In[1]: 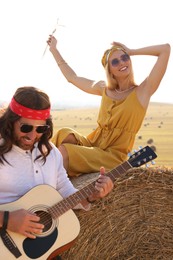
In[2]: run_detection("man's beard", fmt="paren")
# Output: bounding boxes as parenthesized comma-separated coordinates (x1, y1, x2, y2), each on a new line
(13, 135, 40, 150)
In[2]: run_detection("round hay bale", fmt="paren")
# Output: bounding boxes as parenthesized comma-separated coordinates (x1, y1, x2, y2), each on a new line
(61, 167, 173, 260)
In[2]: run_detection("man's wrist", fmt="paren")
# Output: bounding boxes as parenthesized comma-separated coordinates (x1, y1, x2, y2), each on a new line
(2, 211, 9, 230)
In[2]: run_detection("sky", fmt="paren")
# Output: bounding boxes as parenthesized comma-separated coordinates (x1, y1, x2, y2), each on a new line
(0, 0, 172, 108)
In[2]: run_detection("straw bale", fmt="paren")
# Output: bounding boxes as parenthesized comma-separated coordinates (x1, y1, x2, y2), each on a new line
(61, 167, 173, 260)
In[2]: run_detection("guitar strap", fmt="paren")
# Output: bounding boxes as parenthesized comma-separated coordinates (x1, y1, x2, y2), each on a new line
(0, 228, 22, 258)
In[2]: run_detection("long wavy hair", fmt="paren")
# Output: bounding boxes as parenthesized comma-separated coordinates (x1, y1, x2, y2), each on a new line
(105, 62, 137, 90)
(0, 86, 53, 164)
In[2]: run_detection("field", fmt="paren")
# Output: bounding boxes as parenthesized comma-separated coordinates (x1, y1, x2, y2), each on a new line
(52, 102, 173, 168)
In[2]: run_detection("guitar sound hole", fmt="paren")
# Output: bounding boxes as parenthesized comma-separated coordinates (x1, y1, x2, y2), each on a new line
(35, 210, 52, 232)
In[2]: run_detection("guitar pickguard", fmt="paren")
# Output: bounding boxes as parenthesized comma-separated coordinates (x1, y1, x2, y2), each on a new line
(23, 228, 58, 259)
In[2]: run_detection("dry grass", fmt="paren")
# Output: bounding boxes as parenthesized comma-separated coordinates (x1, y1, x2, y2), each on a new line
(52, 102, 173, 168)
(61, 167, 173, 260)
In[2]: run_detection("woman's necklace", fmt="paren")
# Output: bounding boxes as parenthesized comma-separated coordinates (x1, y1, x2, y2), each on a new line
(115, 86, 135, 94)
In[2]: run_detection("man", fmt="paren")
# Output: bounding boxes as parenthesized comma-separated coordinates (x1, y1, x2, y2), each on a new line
(0, 86, 113, 260)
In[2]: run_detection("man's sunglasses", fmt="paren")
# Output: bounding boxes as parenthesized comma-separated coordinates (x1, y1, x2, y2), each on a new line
(18, 123, 50, 134)
(111, 53, 130, 67)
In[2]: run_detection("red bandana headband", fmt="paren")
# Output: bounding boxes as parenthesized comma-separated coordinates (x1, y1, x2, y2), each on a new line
(10, 97, 50, 120)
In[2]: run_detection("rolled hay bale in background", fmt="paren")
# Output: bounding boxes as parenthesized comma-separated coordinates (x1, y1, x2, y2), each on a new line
(61, 167, 173, 260)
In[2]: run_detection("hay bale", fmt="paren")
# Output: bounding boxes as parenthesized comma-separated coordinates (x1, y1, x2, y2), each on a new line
(61, 167, 173, 260)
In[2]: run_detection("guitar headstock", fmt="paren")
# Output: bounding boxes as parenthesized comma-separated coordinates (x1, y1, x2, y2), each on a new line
(128, 146, 157, 168)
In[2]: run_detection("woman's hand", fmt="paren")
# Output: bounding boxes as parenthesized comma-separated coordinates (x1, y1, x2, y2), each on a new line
(8, 209, 44, 239)
(111, 41, 131, 54)
(47, 35, 57, 52)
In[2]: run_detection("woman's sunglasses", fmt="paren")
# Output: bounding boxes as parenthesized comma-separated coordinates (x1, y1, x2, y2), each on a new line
(111, 53, 130, 67)
(18, 122, 50, 134)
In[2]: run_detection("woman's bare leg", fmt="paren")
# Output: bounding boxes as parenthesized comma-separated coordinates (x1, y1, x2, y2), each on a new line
(61, 133, 78, 145)
(58, 145, 69, 171)
(58, 133, 78, 171)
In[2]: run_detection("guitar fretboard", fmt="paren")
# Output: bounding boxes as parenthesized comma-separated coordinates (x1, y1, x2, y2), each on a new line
(48, 161, 132, 219)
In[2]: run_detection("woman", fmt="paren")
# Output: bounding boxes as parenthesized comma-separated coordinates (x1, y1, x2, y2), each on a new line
(47, 35, 170, 177)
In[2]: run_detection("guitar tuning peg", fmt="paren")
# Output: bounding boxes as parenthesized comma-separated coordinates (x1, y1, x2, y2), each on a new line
(145, 160, 155, 168)
(151, 160, 156, 165)
(128, 152, 132, 157)
(138, 145, 143, 150)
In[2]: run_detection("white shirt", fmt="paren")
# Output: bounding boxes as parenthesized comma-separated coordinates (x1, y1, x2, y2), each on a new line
(0, 142, 77, 204)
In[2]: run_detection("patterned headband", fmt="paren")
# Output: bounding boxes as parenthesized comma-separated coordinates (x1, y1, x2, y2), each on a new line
(10, 97, 50, 120)
(101, 46, 126, 67)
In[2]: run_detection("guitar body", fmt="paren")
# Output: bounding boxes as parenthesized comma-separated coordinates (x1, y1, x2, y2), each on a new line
(0, 185, 80, 259)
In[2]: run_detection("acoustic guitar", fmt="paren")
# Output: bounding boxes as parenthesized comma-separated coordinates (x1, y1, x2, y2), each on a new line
(0, 146, 157, 259)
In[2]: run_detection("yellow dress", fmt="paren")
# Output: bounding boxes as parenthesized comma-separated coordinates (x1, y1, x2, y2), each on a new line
(52, 88, 147, 176)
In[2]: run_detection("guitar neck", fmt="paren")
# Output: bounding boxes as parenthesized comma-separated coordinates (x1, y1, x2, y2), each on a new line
(48, 161, 132, 219)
